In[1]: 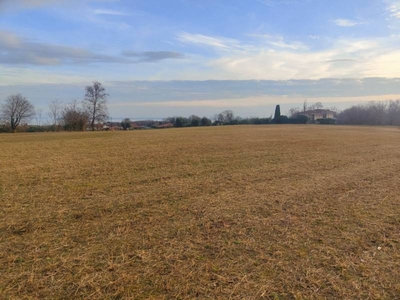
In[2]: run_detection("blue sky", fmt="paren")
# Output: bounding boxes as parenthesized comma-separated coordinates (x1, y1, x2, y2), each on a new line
(1, 0, 400, 120)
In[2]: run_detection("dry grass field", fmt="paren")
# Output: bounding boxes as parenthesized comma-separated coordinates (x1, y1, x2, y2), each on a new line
(0, 125, 399, 299)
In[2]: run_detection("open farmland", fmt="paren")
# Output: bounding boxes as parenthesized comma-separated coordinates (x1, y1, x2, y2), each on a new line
(0, 125, 399, 299)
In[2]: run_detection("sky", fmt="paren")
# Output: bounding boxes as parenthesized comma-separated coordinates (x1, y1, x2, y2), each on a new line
(1, 0, 400, 120)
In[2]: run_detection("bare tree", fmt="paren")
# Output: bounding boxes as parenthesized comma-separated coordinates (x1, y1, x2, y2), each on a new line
(83, 81, 108, 131)
(1, 94, 35, 132)
(388, 100, 400, 126)
(315, 102, 324, 109)
(48, 98, 63, 128)
(308, 102, 324, 110)
(288, 107, 301, 118)
(61, 100, 89, 131)
(216, 110, 234, 124)
(337, 101, 393, 125)
(330, 106, 339, 113)
(35, 108, 43, 126)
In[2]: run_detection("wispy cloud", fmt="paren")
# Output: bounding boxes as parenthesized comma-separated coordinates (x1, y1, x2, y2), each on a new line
(257, 0, 276, 7)
(249, 34, 308, 50)
(122, 51, 185, 62)
(326, 59, 358, 63)
(176, 32, 243, 50)
(334, 19, 362, 27)
(142, 29, 400, 81)
(386, 1, 400, 19)
(93, 9, 130, 16)
(177, 32, 307, 52)
(256, 0, 299, 7)
(203, 36, 399, 80)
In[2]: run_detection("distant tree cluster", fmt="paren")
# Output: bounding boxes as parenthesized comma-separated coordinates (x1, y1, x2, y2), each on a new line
(337, 100, 400, 126)
(163, 111, 273, 127)
(164, 115, 213, 128)
(0, 81, 108, 133)
(162, 108, 310, 127)
(270, 105, 310, 124)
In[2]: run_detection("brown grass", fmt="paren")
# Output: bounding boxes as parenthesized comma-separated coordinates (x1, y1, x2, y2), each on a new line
(0, 125, 399, 299)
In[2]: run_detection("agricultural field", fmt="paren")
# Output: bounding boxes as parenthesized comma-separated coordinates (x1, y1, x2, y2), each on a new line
(0, 125, 399, 299)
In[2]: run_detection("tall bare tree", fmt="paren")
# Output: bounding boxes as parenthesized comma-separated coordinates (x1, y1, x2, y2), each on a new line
(35, 108, 43, 126)
(1, 94, 35, 132)
(83, 81, 108, 131)
(48, 98, 63, 128)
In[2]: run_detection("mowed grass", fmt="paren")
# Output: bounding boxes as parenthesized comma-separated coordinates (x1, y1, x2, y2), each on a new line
(0, 125, 399, 299)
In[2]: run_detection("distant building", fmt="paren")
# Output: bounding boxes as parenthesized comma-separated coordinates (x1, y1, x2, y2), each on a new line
(297, 109, 337, 123)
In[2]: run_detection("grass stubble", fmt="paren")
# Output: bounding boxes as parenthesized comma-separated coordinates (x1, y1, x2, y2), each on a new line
(0, 125, 399, 299)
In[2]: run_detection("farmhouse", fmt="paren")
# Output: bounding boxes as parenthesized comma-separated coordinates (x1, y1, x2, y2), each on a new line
(298, 109, 337, 123)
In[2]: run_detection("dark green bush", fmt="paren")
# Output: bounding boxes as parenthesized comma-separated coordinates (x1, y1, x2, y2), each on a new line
(272, 115, 289, 124)
(318, 118, 336, 125)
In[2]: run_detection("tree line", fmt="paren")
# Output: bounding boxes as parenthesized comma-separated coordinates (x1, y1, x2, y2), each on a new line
(1, 82, 400, 132)
(336, 100, 400, 126)
(161, 106, 310, 128)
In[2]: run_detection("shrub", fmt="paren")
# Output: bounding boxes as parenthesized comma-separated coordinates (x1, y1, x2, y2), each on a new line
(174, 117, 188, 127)
(318, 118, 336, 125)
(272, 115, 289, 124)
(121, 118, 132, 130)
(291, 115, 309, 124)
(200, 117, 212, 126)
(62, 110, 88, 131)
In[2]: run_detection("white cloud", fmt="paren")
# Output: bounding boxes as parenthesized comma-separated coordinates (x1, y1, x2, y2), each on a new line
(386, 0, 400, 19)
(257, 0, 276, 7)
(201, 35, 399, 80)
(249, 34, 308, 50)
(177, 32, 307, 53)
(334, 19, 361, 27)
(3, 28, 400, 83)
(93, 9, 129, 16)
(176, 32, 243, 51)
(175, 32, 389, 80)
(256, 0, 299, 7)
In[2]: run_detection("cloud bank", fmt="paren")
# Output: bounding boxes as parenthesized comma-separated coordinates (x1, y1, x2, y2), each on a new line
(0, 31, 185, 65)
